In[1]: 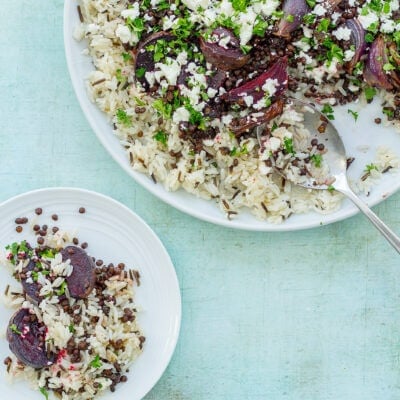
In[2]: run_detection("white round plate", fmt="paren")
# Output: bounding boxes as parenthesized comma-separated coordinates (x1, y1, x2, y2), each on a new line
(0, 188, 181, 400)
(64, 2, 400, 231)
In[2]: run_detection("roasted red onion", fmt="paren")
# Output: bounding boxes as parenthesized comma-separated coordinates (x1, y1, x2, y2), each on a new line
(364, 36, 394, 90)
(275, 0, 309, 38)
(344, 18, 366, 73)
(223, 57, 288, 103)
(199, 28, 250, 70)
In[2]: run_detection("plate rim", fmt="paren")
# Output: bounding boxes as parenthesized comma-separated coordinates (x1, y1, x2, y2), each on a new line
(0, 186, 182, 400)
(62, 1, 400, 232)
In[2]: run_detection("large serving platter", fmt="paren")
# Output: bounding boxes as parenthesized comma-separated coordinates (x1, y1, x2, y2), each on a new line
(64, 1, 400, 231)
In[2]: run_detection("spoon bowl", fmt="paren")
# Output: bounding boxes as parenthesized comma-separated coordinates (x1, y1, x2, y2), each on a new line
(257, 98, 400, 253)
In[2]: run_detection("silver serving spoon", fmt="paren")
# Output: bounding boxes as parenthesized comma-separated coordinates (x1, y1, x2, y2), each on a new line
(257, 98, 400, 253)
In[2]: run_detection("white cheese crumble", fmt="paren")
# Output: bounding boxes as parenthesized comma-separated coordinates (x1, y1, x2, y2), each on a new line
(333, 26, 352, 41)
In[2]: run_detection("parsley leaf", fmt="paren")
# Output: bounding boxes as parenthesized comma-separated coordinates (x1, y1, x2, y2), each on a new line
(116, 109, 132, 127)
(321, 104, 335, 120)
(310, 154, 323, 167)
(39, 387, 49, 400)
(283, 137, 295, 155)
(90, 354, 103, 369)
(347, 109, 359, 121)
(10, 324, 22, 335)
(153, 130, 168, 146)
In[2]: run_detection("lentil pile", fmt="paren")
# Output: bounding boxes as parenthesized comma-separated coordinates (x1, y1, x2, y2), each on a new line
(2, 208, 144, 400)
(74, 0, 400, 222)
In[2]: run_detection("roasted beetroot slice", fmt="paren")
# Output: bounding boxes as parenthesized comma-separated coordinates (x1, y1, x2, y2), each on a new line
(229, 98, 285, 136)
(222, 57, 288, 103)
(20, 259, 41, 305)
(61, 246, 96, 299)
(199, 28, 250, 71)
(7, 308, 54, 369)
(134, 31, 175, 89)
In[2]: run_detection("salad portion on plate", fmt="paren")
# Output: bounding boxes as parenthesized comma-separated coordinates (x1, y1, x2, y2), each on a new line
(0, 188, 181, 400)
(66, 0, 400, 229)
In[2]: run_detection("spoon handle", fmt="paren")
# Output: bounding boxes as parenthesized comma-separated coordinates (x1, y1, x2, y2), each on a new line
(341, 187, 400, 254)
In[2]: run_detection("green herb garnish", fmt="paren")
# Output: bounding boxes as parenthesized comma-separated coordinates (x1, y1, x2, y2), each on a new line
(347, 109, 359, 121)
(68, 324, 75, 333)
(90, 354, 103, 369)
(10, 324, 22, 335)
(56, 281, 67, 296)
(153, 130, 168, 146)
(321, 104, 335, 120)
(39, 387, 49, 400)
(310, 154, 323, 167)
(116, 109, 132, 127)
(283, 137, 295, 155)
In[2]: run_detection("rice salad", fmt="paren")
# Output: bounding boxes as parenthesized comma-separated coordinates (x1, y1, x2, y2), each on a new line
(74, 0, 400, 223)
(2, 213, 144, 400)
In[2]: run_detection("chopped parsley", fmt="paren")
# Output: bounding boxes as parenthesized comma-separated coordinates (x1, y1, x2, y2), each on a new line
(306, 0, 316, 6)
(327, 185, 335, 193)
(39, 387, 49, 400)
(364, 86, 377, 101)
(347, 109, 359, 121)
(321, 104, 335, 120)
(316, 18, 331, 33)
(135, 67, 146, 79)
(89, 354, 103, 369)
(5, 240, 32, 265)
(153, 130, 168, 146)
(121, 52, 132, 62)
(365, 163, 378, 172)
(116, 109, 132, 127)
(310, 153, 323, 167)
(253, 16, 268, 37)
(68, 324, 75, 333)
(152, 99, 173, 119)
(230, 0, 249, 12)
(126, 17, 145, 39)
(55, 281, 67, 296)
(10, 324, 22, 335)
(283, 137, 295, 155)
(40, 248, 56, 259)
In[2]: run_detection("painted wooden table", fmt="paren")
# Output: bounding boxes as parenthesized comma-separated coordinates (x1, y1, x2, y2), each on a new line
(1, 2, 400, 399)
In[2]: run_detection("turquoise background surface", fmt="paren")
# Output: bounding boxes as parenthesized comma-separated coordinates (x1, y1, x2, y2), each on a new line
(1, 1, 400, 399)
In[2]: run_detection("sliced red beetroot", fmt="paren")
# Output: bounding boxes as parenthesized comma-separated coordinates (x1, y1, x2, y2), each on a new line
(20, 260, 41, 305)
(61, 246, 95, 299)
(222, 57, 288, 103)
(7, 308, 54, 369)
(134, 31, 175, 88)
(207, 69, 227, 90)
(229, 98, 285, 136)
(199, 28, 250, 71)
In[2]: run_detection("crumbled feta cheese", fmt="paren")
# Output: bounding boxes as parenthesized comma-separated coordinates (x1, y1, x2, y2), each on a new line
(344, 49, 355, 62)
(261, 79, 278, 96)
(115, 24, 131, 44)
(172, 107, 190, 124)
(333, 26, 352, 41)
(381, 19, 395, 33)
(358, 13, 379, 30)
(121, 4, 140, 19)
(314, 4, 327, 16)
(155, 58, 182, 86)
(207, 88, 218, 98)
(238, 8, 257, 45)
(163, 15, 176, 30)
(243, 96, 254, 107)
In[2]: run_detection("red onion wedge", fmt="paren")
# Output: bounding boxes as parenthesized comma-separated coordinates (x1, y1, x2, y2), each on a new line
(275, 0, 309, 38)
(364, 36, 394, 90)
(199, 28, 250, 71)
(344, 18, 366, 73)
(222, 57, 288, 103)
